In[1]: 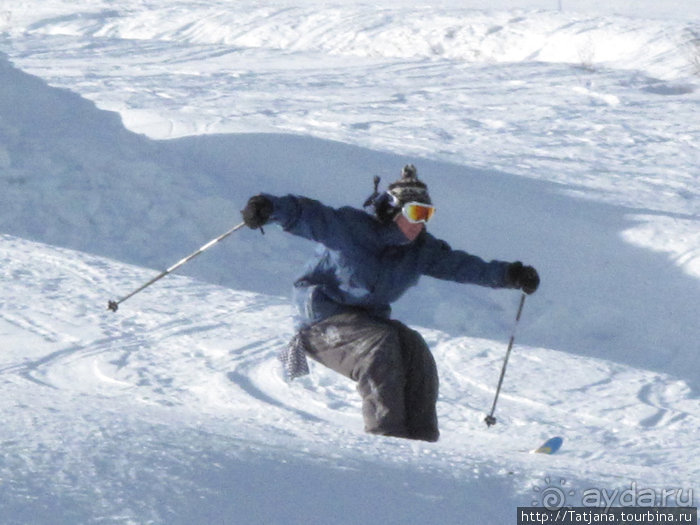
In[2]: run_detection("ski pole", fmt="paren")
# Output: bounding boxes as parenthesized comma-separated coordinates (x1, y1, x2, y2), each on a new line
(484, 292, 527, 427)
(107, 221, 246, 312)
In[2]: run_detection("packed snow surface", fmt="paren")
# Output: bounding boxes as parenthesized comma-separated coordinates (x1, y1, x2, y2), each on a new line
(1, 235, 697, 523)
(0, 0, 698, 523)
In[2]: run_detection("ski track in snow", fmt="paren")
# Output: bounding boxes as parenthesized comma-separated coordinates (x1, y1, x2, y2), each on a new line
(0, 1, 699, 522)
(0, 235, 698, 522)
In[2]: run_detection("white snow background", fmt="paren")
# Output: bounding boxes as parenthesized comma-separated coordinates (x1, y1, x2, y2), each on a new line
(0, 0, 699, 523)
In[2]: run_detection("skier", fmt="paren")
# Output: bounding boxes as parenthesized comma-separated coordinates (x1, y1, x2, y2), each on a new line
(241, 165, 539, 442)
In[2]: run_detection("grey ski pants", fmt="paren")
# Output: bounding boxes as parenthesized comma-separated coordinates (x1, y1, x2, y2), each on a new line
(300, 311, 439, 442)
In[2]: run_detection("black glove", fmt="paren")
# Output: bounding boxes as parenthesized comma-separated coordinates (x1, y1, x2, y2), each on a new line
(506, 261, 540, 294)
(241, 195, 273, 229)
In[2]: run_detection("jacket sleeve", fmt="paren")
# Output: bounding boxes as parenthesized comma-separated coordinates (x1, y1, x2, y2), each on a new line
(421, 234, 515, 289)
(263, 193, 372, 251)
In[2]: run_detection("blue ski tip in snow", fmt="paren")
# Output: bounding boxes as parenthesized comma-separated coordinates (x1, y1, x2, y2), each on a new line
(533, 436, 564, 454)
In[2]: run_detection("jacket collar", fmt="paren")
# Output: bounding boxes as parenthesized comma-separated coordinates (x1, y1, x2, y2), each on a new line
(381, 220, 425, 247)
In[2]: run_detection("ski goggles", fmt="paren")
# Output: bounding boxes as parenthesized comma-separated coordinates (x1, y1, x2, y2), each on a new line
(400, 201, 436, 224)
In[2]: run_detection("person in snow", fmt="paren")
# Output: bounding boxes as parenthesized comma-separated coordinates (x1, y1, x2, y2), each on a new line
(241, 165, 539, 442)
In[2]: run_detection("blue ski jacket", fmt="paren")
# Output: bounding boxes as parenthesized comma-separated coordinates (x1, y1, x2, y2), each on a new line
(264, 194, 516, 326)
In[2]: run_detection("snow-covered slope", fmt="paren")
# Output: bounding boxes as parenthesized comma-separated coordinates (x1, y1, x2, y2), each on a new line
(1, 52, 698, 390)
(4, 0, 698, 216)
(1, 234, 697, 523)
(0, 0, 698, 522)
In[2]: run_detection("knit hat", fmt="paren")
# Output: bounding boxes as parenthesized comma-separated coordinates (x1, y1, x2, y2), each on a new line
(387, 164, 432, 205)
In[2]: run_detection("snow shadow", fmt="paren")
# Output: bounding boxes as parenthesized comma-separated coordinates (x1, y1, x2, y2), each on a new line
(1, 53, 698, 390)
(167, 133, 700, 390)
(0, 425, 519, 525)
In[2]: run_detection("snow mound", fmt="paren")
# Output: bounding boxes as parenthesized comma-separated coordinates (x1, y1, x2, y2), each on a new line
(6, 3, 696, 79)
(1, 54, 698, 391)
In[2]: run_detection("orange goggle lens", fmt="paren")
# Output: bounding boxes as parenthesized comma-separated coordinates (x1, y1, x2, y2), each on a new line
(401, 202, 436, 224)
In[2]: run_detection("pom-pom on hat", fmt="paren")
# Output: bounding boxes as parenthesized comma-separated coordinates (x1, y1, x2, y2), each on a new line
(387, 164, 431, 205)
